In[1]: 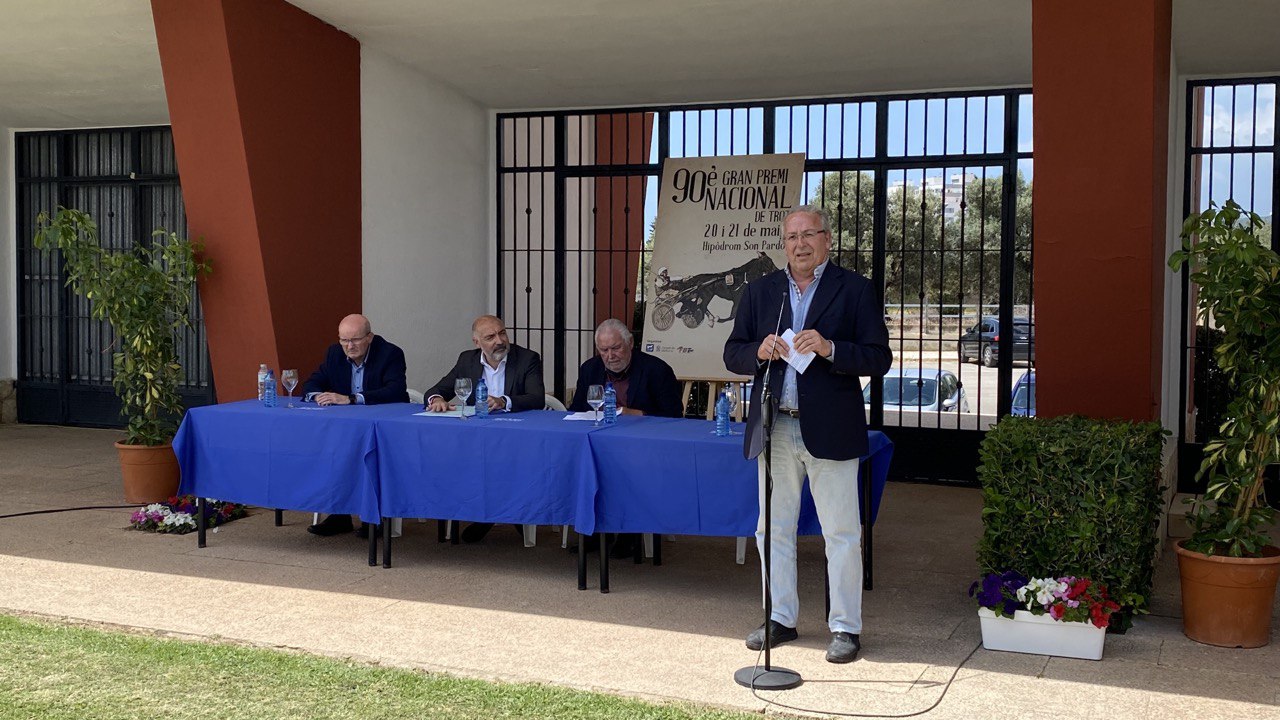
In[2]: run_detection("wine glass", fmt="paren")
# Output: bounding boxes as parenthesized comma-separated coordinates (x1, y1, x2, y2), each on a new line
(586, 384, 605, 426)
(281, 369, 298, 407)
(721, 381, 742, 420)
(454, 378, 472, 420)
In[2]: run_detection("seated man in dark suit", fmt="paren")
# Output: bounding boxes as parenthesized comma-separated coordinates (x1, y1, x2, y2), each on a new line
(569, 318, 683, 419)
(569, 318, 683, 556)
(425, 314, 545, 543)
(303, 313, 409, 536)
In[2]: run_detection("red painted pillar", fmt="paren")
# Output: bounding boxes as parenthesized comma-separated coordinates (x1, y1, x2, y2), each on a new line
(593, 113, 654, 330)
(1032, 0, 1171, 421)
(151, 0, 361, 401)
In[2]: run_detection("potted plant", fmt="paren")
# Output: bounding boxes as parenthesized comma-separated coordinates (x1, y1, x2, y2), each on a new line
(1169, 200, 1280, 648)
(977, 415, 1166, 633)
(970, 570, 1120, 660)
(34, 207, 211, 503)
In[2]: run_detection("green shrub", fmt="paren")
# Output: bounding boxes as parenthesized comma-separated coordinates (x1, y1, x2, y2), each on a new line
(977, 415, 1167, 626)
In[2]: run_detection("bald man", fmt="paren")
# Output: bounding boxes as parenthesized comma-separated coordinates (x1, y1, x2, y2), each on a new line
(425, 315, 545, 543)
(303, 314, 409, 536)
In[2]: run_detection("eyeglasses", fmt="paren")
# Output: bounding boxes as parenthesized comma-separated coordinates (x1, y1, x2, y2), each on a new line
(338, 333, 371, 346)
(782, 229, 828, 243)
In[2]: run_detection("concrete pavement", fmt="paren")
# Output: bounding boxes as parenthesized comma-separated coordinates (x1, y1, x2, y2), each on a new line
(0, 423, 1277, 719)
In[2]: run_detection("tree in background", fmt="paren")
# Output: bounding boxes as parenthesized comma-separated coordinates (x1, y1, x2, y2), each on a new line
(811, 170, 1033, 310)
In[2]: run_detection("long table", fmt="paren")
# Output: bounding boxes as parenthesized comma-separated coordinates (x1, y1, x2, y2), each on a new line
(176, 403, 893, 588)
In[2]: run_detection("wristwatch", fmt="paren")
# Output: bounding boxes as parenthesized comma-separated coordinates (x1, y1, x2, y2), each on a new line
(347, 394, 357, 405)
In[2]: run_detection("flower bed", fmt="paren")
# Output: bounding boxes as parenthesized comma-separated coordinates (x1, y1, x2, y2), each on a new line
(969, 571, 1119, 660)
(130, 495, 246, 534)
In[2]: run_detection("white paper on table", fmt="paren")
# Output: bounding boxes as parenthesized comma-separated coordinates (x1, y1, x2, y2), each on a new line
(413, 410, 464, 418)
(564, 411, 603, 421)
(780, 328, 815, 374)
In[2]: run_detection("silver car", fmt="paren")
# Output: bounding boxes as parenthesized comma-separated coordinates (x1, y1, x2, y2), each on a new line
(864, 368, 969, 412)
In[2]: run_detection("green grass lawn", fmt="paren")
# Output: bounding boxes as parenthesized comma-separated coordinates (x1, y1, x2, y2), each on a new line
(0, 614, 758, 720)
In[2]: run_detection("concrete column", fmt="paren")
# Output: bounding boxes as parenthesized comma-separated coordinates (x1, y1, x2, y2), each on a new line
(152, 0, 361, 400)
(1032, 0, 1172, 421)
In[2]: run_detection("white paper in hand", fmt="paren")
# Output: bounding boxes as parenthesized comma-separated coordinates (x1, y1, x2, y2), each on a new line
(780, 328, 815, 374)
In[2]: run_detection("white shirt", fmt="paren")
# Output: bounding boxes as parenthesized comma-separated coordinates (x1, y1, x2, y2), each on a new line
(480, 354, 513, 411)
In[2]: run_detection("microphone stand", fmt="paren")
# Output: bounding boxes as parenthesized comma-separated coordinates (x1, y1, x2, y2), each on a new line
(735, 292, 801, 691)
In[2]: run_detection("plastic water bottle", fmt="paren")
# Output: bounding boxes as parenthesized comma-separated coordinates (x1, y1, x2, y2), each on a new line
(603, 381, 617, 425)
(715, 391, 730, 437)
(262, 369, 277, 408)
(257, 364, 269, 401)
(475, 378, 489, 418)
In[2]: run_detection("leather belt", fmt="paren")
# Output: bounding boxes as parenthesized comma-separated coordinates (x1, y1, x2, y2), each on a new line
(779, 408, 800, 418)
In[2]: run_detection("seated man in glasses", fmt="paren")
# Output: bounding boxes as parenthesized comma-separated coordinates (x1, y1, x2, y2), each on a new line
(569, 318, 682, 419)
(568, 318, 683, 556)
(425, 314, 545, 543)
(303, 313, 409, 536)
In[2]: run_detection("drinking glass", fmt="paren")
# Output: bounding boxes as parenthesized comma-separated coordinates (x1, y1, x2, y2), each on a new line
(586, 384, 605, 426)
(724, 383, 741, 434)
(281, 369, 298, 407)
(454, 378, 472, 419)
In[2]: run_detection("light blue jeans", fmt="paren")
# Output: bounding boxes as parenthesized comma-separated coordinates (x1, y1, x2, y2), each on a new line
(756, 414, 862, 634)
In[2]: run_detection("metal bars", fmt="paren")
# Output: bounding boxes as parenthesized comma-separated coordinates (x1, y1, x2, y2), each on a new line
(14, 126, 213, 427)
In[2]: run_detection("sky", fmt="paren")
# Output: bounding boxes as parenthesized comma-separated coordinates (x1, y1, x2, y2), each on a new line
(648, 93, 1035, 234)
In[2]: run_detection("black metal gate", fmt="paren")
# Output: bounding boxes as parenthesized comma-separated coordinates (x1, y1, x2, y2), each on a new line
(497, 90, 1033, 483)
(15, 126, 214, 428)
(1178, 78, 1279, 492)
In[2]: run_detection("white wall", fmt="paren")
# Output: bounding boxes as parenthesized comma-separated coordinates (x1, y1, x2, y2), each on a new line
(361, 48, 489, 393)
(1, 128, 14, 380)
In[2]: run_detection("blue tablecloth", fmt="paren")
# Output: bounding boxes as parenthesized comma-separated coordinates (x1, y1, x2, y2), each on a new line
(174, 400, 421, 524)
(587, 415, 893, 536)
(375, 410, 603, 534)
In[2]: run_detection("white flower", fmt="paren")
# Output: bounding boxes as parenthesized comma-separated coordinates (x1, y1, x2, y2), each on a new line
(144, 503, 167, 513)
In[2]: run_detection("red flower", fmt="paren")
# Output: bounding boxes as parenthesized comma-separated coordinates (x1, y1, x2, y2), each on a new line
(1049, 604, 1065, 620)
(1068, 579, 1091, 598)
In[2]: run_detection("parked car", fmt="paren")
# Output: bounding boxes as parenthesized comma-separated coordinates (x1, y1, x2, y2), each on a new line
(864, 367, 969, 412)
(1010, 370, 1036, 417)
(958, 316, 1035, 367)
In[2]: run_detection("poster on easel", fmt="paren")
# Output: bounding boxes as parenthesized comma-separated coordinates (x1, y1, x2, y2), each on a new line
(643, 153, 806, 380)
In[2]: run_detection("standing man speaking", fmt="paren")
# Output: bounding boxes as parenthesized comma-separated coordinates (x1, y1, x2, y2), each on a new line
(723, 205, 892, 664)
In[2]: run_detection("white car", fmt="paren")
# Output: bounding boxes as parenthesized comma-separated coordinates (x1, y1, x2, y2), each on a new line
(864, 368, 969, 412)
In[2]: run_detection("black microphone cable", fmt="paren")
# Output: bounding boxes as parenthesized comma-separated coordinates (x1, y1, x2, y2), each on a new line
(0, 505, 135, 520)
(745, 638, 984, 718)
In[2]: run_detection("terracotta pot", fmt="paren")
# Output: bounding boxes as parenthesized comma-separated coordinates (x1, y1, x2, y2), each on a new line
(1175, 540, 1280, 648)
(114, 441, 181, 504)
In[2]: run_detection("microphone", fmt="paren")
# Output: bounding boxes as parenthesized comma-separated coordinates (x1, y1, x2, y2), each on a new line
(760, 291, 786, 380)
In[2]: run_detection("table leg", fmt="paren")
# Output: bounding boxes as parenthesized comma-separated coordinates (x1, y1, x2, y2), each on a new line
(383, 521, 392, 568)
(599, 532, 609, 594)
(367, 523, 378, 566)
(274, 509, 283, 526)
(577, 532, 587, 591)
(437, 519, 447, 543)
(653, 534, 662, 566)
(196, 496, 206, 549)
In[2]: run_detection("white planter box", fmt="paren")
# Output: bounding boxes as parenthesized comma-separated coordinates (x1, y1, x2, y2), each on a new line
(977, 608, 1106, 660)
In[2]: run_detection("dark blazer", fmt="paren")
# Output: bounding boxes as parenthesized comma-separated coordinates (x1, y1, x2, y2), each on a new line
(426, 344, 545, 412)
(723, 263, 892, 460)
(568, 350, 684, 419)
(302, 335, 409, 405)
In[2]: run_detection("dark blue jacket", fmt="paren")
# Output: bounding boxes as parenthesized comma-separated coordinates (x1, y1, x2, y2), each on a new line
(425, 344, 545, 412)
(723, 263, 892, 460)
(302, 335, 409, 405)
(569, 350, 684, 418)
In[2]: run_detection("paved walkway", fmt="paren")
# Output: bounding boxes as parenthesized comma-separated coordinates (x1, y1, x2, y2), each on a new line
(0, 423, 1277, 719)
